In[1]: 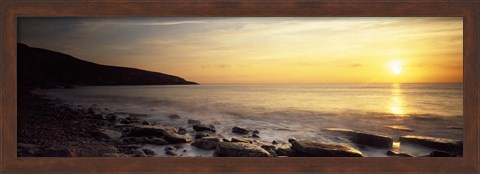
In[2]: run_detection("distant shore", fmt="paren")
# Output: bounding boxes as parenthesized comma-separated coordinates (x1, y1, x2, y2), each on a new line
(17, 88, 463, 157)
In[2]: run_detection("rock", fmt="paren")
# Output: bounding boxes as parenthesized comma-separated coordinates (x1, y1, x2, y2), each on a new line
(399, 135, 462, 152)
(214, 142, 271, 157)
(222, 138, 231, 142)
(165, 145, 176, 151)
(252, 133, 260, 138)
(177, 127, 187, 135)
(89, 130, 111, 140)
(193, 124, 216, 132)
(386, 125, 413, 132)
(187, 119, 201, 125)
(125, 137, 149, 144)
(195, 132, 210, 139)
(272, 140, 278, 145)
(106, 113, 117, 122)
(191, 137, 222, 150)
(165, 145, 177, 156)
(288, 138, 297, 143)
(128, 126, 191, 143)
(100, 129, 122, 140)
(142, 148, 156, 155)
(323, 128, 393, 148)
(150, 138, 169, 145)
(142, 121, 149, 125)
(168, 114, 181, 119)
(232, 126, 249, 135)
(275, 146, 296, 157)
(386, 150, 413, 157)
(120, 119, 131, 124)
(291, 141, 363, 157)
(231, 138, 252, 143)
(253, 130, 260, 134)
(133, 149, 147, 157)
(429, 150, 454, 157)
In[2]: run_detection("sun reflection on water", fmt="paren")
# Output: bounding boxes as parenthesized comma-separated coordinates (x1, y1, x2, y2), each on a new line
(389, 83, 405, 116)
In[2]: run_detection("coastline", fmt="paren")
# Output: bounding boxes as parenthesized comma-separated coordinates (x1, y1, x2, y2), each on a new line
(17, 88, 463, 157)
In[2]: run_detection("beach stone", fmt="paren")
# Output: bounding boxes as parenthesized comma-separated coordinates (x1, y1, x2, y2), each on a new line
(323, 128, 393, 148)
(187, 119, 201, 125)
(150, 138, 169, 145)
(252, 133, 260, 138)
(291, 141, 363, 157)
(195, 132, 210, 139)
(399, 135, 462, 152)
(105, 113, 117, 122)
(165, 145, 177, 156)
(142, 148, 156, 156)
(214, 142, 271, 157)
(177, 127, 187, 135)
(232, 126, 249, 135)
(288, 138, 298, 143)
(193, 124, 216, 132)
(386, 150, 413, 157)
(191, 137, 222, 150)
(133, 149, 147, 157)
(272, 140, 278, 144)
(231, 138, 252, 143)
(275, 146, 296, 157)
(428, 150, 454, 157)
(128, 126, 191, 143)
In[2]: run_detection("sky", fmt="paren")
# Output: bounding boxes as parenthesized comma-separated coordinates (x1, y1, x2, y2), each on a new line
(18, 17, 463, 84)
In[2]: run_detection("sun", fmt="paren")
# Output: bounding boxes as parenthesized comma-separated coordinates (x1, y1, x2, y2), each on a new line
(390, 61, 402, 75)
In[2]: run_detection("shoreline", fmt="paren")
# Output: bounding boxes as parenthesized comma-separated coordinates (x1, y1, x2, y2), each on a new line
(17, 89, 463, 157)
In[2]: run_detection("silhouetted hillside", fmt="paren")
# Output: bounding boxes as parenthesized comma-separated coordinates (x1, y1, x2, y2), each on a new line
(18, 43, 198, 87)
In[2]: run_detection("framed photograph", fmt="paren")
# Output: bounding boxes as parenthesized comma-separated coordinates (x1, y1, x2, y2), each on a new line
(1, 0, 479, 173)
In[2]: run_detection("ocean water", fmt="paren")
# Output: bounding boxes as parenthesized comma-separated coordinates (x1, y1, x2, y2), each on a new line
(38, 83, 463, 157)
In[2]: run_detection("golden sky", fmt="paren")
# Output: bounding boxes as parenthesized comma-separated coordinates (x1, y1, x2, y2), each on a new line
(19, 17, 463, 84)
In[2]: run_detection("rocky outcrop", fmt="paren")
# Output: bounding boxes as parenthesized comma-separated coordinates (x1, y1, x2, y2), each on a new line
(232, 126, 250, 135)
(128, 126, 191, 144)
(191, 137, 222, 150)
(290, 140, 363, 157)
(193, 124, 216, 132)
(323, 128, 393, 148)
(214, 142, 271, 157)
(399, 135, 462, 153)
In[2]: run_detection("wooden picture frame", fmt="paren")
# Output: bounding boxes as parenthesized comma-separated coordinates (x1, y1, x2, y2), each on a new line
(1, 0, 479, 173)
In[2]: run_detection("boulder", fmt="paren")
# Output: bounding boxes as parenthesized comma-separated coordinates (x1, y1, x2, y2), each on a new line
(177, 127, 187, 135)
(191, 137, 222, 150)
(187, 119, 201, 125)
(195, 132, 210, 139)
(386, 150, 413, 157)
(291, 141, 363, 157)
(214, 142, 271, 157)
(193, 124, 216, 132)
(323, 128, 393, 148)
(128, 126, 191, 144)
(399, 135, 462, 152)
(232, 126, 249, 135)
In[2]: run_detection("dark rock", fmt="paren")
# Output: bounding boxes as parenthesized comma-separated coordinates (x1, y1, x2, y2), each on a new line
(193, 124, 216, 132)
(142, 121, 149, 125)
(386, 150, 413, 157)
(272, 140, 278, 144)
(187, 119, 201, 125)
(275, 146, 296, 157)
(252, 133, 260, 138)
(222, 138, 231, 142)
(142, 148, 156, 156)
(191, 137, 222, 150)
(291, 141, 363, 157)
(100, 129, 122, 140)
(177, 127, 187, 135)
(120, 119, 131, 124)
(106, 113, 117, 121)
(128, 126, 191, 143)
(288, 138, 297, 143)
(150, 138, 169, 145)
(231, 138, 252, 143)
(323, 128, 393, 148)
(253, 130, 260, 134)
(168, 114, 181, 119)
(232, 126, 249, 135)
(165, 145, 177, 156)
(429, 150, 454, 157)
(133, 149, 147, 157)
(89, 130, 111, 140)
(125, 137, 149, 144)
(399, 135, 462, 152)
(165, 145, 176, 151)
(214, 142, 271, 157)
(195, 132, 210, 139)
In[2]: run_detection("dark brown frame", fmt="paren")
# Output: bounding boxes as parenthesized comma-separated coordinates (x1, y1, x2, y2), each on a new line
(1, 0, 479, 173)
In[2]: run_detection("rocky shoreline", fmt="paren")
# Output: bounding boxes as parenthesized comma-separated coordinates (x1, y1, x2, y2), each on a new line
(17, 89, 463, 157)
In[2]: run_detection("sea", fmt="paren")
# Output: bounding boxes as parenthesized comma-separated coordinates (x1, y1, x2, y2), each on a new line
(37, 83, 464, 157)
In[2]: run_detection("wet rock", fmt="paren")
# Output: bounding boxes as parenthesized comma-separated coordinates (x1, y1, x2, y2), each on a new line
(125, 137, 149, 144)
(177, 127, 187, 135)
(272, 140, 278, 144)
(165, 145, 177, 156)
(142, 148, 156, 156)
(133, 149, 147, 157)
(386, 150, 413, 157)
(193, 124, 216, 132)
(89, 130, 111, 140)
(168, 114, 181, 119)
(288, 138, 297, 143)
(120, 119, 132, 124)
(275, 146, 296, 157)
(150, 138, 169, 145)
(291, 141, 363, 157)
(128, 126, 191, 143)
(232, 126, 249, 135)
(100, 129, 122, 140)
(399, 135, 462, 152)
(142, 121, 149, 125)
(222, 138, 231, 142)
(187, 119, 201, 125)
(252, 133, 260, 138)
(106, 113, 117, 122)
(195, 132, 210, 139)
(323, 128, 393, 148)
(191, 137, 222, 150)
(231, 138, 252, 143)
(253, 130, 260, 134)
(428, 150, 454, 157)
(214, 142, 271, 157)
